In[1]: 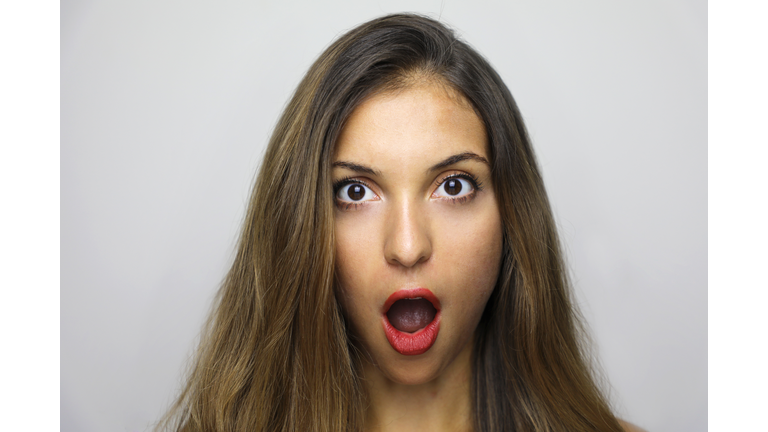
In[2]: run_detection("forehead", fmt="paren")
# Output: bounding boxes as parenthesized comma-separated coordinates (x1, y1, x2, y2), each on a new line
(333, 83, 487, 168)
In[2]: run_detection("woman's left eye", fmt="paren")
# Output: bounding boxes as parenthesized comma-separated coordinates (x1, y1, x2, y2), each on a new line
(433, 176, 475, 199)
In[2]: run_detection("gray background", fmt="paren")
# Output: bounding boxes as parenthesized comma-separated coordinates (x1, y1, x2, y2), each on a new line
(61, 1, 706, 431)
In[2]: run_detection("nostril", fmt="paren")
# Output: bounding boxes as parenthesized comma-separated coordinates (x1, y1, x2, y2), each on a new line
(385, 240, 431, 268)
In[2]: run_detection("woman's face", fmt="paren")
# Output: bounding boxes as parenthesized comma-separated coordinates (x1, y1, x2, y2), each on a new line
(333, 82, 503, 385)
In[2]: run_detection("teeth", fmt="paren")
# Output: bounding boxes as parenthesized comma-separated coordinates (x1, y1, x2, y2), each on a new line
(411, 297, 422, 300)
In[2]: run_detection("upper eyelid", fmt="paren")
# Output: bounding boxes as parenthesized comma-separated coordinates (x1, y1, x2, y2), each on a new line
(434, 171, 481, 188)
(333, 176, 375, 191)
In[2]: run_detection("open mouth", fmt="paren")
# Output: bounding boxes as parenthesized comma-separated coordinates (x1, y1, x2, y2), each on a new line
(382, 288, 441, 356)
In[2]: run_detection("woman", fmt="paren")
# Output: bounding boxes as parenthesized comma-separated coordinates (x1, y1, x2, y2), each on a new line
(158, 13, 643, 432)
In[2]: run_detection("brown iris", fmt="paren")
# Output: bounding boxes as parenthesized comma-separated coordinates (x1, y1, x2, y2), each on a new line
(348, 184, 365, 201)
(445, 179, 462, 196)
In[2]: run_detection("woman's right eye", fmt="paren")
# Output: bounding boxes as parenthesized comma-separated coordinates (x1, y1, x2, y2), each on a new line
(335, 182, 377, 203)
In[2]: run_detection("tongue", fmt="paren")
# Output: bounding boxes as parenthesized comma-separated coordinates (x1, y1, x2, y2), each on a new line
(386, 298, 437, 333)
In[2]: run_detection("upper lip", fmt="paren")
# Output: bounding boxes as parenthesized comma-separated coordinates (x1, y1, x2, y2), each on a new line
(382, 288, 441, 314)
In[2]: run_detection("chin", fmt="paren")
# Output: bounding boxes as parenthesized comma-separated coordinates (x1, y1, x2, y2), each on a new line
(375, 351, 446, 386)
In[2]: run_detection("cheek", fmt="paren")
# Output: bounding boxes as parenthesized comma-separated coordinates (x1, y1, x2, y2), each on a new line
(334, 213, 381, 320)
(335, 216, 374, 289)
(438, 203, 503, 311)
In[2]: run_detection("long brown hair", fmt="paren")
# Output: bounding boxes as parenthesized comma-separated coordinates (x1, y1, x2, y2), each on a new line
(158, 13, 623, 432)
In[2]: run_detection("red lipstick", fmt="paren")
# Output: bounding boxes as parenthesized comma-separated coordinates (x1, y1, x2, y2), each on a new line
(382, 288, 441, 356)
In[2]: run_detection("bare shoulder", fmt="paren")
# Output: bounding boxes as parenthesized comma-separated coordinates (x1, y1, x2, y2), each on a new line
(618, 419, 648, 432)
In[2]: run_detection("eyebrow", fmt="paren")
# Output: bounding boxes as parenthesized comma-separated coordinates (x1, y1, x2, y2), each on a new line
(331, 161, 382, 176)
(428, 152, 490, 172)
(331, 152, 490, 177)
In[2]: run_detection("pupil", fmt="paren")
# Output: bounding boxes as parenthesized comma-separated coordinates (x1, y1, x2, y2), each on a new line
(446, 179, 462, 196)
(348, 185, 365, 201)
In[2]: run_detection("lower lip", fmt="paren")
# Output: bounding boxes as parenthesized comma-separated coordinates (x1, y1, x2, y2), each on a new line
(382, 288, 441, 356)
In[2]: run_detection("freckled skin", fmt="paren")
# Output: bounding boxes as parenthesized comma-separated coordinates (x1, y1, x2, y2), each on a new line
(333, 83, 503, 431)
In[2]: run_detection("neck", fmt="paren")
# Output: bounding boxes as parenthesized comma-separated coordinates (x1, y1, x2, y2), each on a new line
(360, 341, 474, 432)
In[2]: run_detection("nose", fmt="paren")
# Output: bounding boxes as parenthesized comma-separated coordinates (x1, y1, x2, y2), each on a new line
(383, 200, 432, 268)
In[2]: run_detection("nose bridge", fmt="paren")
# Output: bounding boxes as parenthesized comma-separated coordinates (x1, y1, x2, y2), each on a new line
(384, 195, 432, 268)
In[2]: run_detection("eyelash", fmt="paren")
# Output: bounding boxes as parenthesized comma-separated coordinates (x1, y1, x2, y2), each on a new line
(433, 173, 483, 204)
(332, 173, 483, 209)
